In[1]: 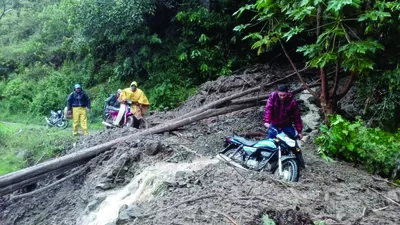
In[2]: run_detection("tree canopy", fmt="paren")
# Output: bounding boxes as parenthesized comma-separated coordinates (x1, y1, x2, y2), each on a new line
(0, 0, 399, 130)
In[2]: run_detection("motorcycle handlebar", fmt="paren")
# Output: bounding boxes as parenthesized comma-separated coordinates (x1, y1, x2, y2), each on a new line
(265, 126, 302, 140)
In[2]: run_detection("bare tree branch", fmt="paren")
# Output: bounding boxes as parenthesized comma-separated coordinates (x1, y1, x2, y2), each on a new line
(337, 71, 356, 100)
(279, 41, 318, 98)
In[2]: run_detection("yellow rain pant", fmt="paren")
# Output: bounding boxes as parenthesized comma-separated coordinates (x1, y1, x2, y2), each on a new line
(72, 107, 88, 135)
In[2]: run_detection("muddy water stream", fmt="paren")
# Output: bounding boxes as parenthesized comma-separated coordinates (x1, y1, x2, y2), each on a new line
(77, 157, 218, 225)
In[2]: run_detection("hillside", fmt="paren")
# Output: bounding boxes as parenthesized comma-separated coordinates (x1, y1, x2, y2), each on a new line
(0, 66, 399, 225)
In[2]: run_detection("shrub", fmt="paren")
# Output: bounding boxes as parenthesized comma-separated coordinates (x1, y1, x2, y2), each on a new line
(316, 115, 400, 178)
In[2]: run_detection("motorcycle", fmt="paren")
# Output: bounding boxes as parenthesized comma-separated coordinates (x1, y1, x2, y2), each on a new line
(101, 100, 140, 129)
(217, 128, 305, 182)
(45, 109, 68, 129)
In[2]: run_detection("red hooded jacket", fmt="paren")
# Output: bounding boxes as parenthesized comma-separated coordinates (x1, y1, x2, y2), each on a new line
(264, 91, 303, 133)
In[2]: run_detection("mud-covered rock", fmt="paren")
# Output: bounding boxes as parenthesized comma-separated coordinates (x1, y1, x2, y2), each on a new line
(142, 140, 162, 156)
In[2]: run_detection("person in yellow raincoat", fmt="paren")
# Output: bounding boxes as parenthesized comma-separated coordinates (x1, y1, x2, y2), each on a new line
(113, 81, 150, 128)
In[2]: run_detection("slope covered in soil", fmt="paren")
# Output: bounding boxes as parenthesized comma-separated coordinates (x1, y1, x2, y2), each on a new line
(0, 64, 399, 225)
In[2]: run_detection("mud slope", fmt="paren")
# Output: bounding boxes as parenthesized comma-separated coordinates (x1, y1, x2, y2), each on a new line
(1, 65, 399, 225)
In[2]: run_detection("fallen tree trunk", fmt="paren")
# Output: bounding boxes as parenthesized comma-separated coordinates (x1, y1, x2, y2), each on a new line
(0, 102, 262, 193)
(0, 77, 313, 195)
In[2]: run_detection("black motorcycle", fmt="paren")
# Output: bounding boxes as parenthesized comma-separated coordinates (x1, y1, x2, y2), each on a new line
(45, 109, 68, 129)
(217, 128, 304, 182)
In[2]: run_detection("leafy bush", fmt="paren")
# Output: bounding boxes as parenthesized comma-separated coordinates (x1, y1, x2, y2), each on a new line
(316, 115, 400, 178)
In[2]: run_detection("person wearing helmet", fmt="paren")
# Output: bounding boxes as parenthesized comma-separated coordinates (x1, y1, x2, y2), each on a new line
(66, 84, 91, 136)
(113, 81, 150, 128)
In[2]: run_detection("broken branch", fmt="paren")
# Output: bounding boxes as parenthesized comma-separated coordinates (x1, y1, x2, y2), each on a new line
(279, 41, 317, 98)
(10, 166, 88, 200)
(210, 210, 239, 225)
(369, 187, 400, 207)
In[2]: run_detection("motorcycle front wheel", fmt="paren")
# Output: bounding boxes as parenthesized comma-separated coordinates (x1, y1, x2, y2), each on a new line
(103, 115, 114, 130)
(125, 116, 134, 128)
(273, 159, 299, 182)
(56, 119, 68, 129)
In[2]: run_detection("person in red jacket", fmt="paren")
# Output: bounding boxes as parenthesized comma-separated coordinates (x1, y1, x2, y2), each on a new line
(264, 84, 303, 139)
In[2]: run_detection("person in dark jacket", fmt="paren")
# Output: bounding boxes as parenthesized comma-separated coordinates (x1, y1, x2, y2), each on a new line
(105, 89, 122, 108)
(264, 84, 303, 139)
(67, 84, 91, 136)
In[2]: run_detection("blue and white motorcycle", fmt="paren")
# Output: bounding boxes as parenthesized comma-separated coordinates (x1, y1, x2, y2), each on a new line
(217, 129, 305, 182)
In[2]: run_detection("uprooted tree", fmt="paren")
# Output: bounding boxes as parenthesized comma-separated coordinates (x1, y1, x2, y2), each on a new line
(235, 0, 400, 121)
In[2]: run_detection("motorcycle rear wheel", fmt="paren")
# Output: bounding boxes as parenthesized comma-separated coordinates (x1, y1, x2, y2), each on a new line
(223, 148, 243, 163)
(125, 116, 134, 128)
(56, 119, 68, 129)
(273, 159, 299, 182)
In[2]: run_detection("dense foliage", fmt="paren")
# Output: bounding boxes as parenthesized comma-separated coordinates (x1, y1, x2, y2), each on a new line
(235, 0, 400, 126)
(0, 0, 256, 122)
(316, 115, 400, 178)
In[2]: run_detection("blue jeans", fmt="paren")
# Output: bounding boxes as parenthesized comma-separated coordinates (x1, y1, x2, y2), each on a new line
(267, 124, 296, 139)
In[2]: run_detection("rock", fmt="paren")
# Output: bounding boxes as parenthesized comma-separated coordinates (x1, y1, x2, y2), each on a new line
(106, 170, 115, 178)
(116, 205, 141, 224)
(86, 194, 107, 211)
(303, 125, 312, 133)
(307, 95, 320, 107)
(95, 182, 113, 190)
(116, 205, 130, 225)
(126, 205, 141, 218)
(143, 140, 161, 156)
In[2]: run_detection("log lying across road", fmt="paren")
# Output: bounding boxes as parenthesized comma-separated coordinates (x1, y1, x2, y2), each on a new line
(0, 75, 314, 196)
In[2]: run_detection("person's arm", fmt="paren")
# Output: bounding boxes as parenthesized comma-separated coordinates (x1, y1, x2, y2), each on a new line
(105, 95, 113, 104)
(66, 93, 72, 111)
(119, 89, 128, 102)
(264, 92, 275, 127)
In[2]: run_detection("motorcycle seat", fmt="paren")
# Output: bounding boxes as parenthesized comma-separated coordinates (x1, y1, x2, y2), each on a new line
(106, 106, 120, 111)
(231, 135, 257, 146)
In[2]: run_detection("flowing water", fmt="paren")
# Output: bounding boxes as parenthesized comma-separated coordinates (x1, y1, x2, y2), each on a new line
(77, 157, 218, 225)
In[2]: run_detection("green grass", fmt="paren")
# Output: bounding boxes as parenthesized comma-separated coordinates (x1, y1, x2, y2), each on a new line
(0, 121, 77, 176)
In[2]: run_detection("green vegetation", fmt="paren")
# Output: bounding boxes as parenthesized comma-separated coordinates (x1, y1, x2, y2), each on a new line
(262, 215, 275, 225)
(316, 115, 400, 178)
(0, 0, 256, 124)
(0, 121, 75, 175)
(235, 0, 400, 121)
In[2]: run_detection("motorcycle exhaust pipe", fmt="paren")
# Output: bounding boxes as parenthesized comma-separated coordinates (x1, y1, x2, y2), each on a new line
(101, 121, 114, 127)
